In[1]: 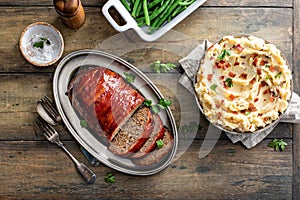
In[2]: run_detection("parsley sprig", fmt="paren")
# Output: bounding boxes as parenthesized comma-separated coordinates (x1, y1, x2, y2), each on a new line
(268, 138, 287, 151)
(156, 139, 164, 149)
(225, 78, 233, 87)
(144, 98, 172, 114)
(150, 60, 176, 73)
(104, 172, 116, 183)
(124, 72, 136, 83)
(33, 37, 51, 49)
(218, 49, 231, 60)
(210, 84, 218, 94)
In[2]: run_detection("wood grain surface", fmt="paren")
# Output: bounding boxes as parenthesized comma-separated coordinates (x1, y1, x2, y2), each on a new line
(0, 0, 298, 199)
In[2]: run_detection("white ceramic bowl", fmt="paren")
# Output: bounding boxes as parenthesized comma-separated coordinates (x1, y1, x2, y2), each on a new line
(19, 22, 64, 67)
(102, 0, 207, 42)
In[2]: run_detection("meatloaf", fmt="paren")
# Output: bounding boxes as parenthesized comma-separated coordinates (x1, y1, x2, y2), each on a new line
(68, 67, 145, 141)
(68, 66, 173, 164)
(109, 107, 153, 155)
(133, 127, 174, 166)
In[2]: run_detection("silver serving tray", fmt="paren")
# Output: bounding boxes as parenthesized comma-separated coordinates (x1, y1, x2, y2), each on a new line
(53, 50, 178, 175)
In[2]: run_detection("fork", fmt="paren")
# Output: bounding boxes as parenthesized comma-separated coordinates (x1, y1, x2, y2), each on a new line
(36, 118, 96, 184)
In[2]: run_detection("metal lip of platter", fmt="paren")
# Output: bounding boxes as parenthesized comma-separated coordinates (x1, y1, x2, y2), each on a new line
(53, 49, 178, 175)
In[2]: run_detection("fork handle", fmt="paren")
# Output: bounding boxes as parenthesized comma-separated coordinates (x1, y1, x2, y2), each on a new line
(60, 145, 96, 184)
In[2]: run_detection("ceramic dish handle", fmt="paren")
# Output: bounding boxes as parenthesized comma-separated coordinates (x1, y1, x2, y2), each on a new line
(102, 0, 136, 32)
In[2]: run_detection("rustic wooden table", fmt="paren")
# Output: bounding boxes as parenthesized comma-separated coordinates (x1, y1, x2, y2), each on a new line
(0, 0, 299, 199)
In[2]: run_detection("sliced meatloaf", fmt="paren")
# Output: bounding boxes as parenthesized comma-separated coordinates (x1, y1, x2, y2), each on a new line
(68, 67, 145, 141)
(132, 114, 165, 158)
(109, 107, 153, 155)
(133, 127, 173, 166)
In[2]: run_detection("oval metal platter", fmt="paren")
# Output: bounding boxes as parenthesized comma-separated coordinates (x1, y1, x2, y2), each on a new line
(53, 50, 178, 175)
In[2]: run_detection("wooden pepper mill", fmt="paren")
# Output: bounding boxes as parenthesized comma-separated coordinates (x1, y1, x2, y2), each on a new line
(53, 0, 86, 29)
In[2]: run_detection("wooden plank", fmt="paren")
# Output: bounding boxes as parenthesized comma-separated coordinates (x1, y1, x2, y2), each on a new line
(0, 139, 292, 199)
(0, 7, 292, 72)
(293, 0, 300, 199)
(0, 0, 293, 7)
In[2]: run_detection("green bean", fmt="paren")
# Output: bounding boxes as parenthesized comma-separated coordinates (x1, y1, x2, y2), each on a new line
(143, 0, 150, 26)
(131, 0, 141, 18)
(148, 0, 163, 9)
(155, 1, 179, 29)
(149, 0, 171, 20)
(159, 0, 174, 18)
(135, 0, 143, 17)
(179, 0, 195, 6)
(121, 0, 131, 12)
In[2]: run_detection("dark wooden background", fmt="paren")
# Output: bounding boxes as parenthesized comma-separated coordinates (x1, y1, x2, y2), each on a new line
(0, 0, 299, 199)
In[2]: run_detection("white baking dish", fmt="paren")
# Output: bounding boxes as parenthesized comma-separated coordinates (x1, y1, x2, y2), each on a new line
(102, 0, 207, 42)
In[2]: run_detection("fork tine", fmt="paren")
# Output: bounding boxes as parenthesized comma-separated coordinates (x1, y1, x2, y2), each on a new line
(42, 95, 60, 118)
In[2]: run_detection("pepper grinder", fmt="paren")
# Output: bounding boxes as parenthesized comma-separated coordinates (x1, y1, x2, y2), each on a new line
(53, 0, 86, 29)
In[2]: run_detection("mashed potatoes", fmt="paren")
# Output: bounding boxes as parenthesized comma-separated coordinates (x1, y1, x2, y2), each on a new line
(194, 36, 292, 133)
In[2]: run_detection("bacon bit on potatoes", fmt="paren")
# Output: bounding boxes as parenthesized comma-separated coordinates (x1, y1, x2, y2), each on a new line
(240, 73, 247, 79)
(215, 60, 230, 70)
(257, 67, 262, 75)
(207, 74, 213, 82)
(269, 65, 276, 72)
(270, 96, 275, 102)
(248, 103, 257, 112)
(260, 59, 267, 66)
(229, 94, 235, 100)
(235, 44, 244, 52)
(228, 71, 236, 77)
(254, 97, 259, 102)
(253, 56, 259, 67)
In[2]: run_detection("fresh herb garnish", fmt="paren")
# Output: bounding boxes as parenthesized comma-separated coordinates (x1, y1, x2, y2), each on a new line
(104, 172, 116, 183)
(275, 72, 282, 78)
(150, 60, 176, 73)
(180, 121, 202, 140)
(158, 98, 172, 108)
(124, 72, 135, 83)
(217, 49, 231, 60)
(80, 119, 88, 128)
(225, 78, 233, 87)
(156, 139, 164, 149)
(265, 64, 270, 68)
(268, 138, 287, 151)
(266, 75, 270, 80)
(210, 84, 218, 94)
(245, 111, 251, 115)
(33, 37, 51, 49)
(143, 98, 172, 113)
(143, 99, 152, 107)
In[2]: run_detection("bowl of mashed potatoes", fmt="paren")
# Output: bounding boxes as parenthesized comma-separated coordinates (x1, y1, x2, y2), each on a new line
(194, 35, 292, 134)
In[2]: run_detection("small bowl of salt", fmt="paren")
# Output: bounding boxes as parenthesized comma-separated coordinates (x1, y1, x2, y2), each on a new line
(19, 22, 64, 67)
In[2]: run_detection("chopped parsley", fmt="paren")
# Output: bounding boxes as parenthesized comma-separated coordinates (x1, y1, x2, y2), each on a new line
(266, 75, 270, 80)
(156, 139, 164, 149)
(268, 138, 287, 151)
(144, 98, 172, 113)
(150, 60, 177, 73)
(210, 84, 218, 94)
(104, 172, 116, 183)
(275, 72, 282, 78)
(33, 37, 51, 49)
(143, 99, 152, 107)
(264, 64, 270, 68)
(124, 72, 135, 83)
(217, 49, 231, 60)
(80, 119, 88, 128)
(225, 78, 233, 87)
(245, 111, 251, 115)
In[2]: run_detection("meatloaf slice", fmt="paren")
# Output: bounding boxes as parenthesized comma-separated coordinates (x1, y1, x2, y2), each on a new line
(133, 127, 173, 166)
(131, 114, 165, 158)
(109, 107, 153, 155)
(68, 67, 145, 141)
